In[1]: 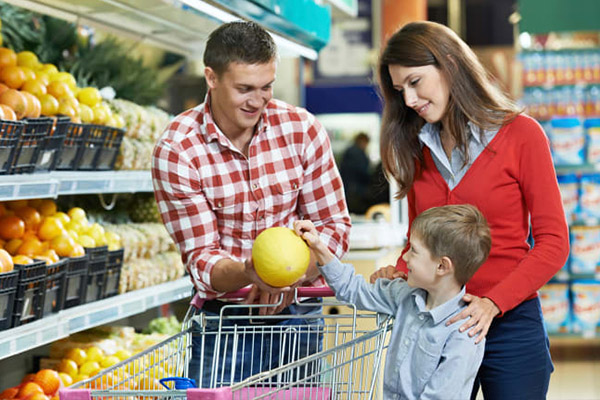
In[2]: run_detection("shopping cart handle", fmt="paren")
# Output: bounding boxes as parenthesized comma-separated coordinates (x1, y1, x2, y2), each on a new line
(221, 286, 335, 299)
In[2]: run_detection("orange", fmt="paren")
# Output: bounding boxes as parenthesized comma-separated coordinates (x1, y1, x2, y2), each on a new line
(65, 347, 87, 366)
(17, 237, 44, 257)
(5, 200, 28, 211)
(0, 203, 5, 216)
(22, 373, 37, 383)
(16, 51, 39, 69)
(57, 358, 78, 377)
(38, 64, 58, 76)
(54, 212, 70, 226)
(0, 48, 17, 69)
(22, 79, 47, 98)
(0, 215, 25, 240)
(20, 66, 36, 82)
(4, 238, 22, 255)
(50, 233, 75, 257)
(0, 89, 27, 119)
(21, 91, 41, 118)
(69, 244, 85, 257)
(78, 361, 100, 377)
(0, 104, 16, 120)
(78, 104, 94, 123)
(67, 207, 87, 221)
(41, 248, 59, 263)
(33, 369, 60, 395)
(0, 248, 13, 273)
(0, 386, 19, 400)
(15, 206, 41, 231)
(38, 93, 59, 116)
(37, 200, 57, 217)
(0, 82, 8, 96)
(38, 217, 65, 241)
(12, 254, 34, 265)
(46, 81, 73, 99)
(0, 66, 26, 89)
(51, 72, 77, 90)
(25, 393, 49, 400)
(85, 346, 105, 364)
(58, 372, 73, 386)
(17, 382, 44, 399)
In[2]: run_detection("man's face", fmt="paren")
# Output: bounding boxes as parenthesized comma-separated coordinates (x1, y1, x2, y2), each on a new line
(206, 60, 276, 137)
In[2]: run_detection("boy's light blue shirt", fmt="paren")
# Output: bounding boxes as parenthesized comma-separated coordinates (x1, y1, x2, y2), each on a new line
(319, 258, 485, 400)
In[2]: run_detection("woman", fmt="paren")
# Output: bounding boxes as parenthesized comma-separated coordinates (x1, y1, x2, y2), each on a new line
(371, 21, 569, 399)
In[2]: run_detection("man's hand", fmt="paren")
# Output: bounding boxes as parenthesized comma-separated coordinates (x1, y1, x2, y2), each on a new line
(446, 294, 500, 344)
(243, 258, 302, 315)
(369, 265, 407, 283)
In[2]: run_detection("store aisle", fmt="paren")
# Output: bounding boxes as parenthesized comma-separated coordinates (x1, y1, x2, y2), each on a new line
(548, 360, 600, 400)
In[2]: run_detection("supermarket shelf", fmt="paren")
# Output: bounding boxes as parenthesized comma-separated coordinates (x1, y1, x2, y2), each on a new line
(0, 170, 154, 201)
(0, 277, 193, 360)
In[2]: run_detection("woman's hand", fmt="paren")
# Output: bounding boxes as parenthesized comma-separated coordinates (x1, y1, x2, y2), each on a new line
(446, 294, 500, 344)
(369, 265, 407, 283)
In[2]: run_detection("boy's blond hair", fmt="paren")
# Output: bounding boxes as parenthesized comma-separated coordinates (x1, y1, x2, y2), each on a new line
(411, 204, 491, 285)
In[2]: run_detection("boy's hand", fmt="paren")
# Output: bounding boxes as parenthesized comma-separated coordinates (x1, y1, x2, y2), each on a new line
(369, 265, 407, 283)
(446, 294, 500, 344)
(293, 220, 334, 266)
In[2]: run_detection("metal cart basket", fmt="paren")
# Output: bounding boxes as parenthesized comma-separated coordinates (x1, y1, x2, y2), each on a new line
(60, 287, 392, 400)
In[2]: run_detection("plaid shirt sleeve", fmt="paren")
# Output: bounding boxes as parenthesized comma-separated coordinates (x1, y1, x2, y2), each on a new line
(152, 111, 230, 297)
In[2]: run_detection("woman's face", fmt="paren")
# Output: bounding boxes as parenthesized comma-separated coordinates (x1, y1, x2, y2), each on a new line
(388, 64, 450, 124)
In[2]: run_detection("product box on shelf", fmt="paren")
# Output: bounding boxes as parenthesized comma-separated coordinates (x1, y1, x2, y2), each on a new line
(570, 280, 600, 335)
(578, 174, 600, 223)
(84, 246, 108, 303)
(12, 260, 47, 328)
(104, 248, 124, 298)
(569, 225, 600, 275)
(585, 118, 600, 164)
(557, 173, 579, 225)
(0, 270, 19, 331)
(10, 117, 54, 174)
(548, 117, 585, 166)
(62, 254, 89, 309)
(35, 116, 70, 172)
(42, 258, 68, 316)
(0, 119, 24, 175)
(539, 283, 571, 334)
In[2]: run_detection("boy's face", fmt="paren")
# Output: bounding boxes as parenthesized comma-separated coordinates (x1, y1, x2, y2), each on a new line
(402, 234, 440, 291)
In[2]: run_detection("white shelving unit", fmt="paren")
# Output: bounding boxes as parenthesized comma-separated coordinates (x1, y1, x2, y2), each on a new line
(0, 278, 192, 360)
(0, 170, 153, 201)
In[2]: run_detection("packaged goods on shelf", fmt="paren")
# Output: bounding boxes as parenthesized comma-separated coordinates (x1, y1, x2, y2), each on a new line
(569, 226, 600, 275)
(557, 173, 579, 224)
(571, 280, 600, 335)
(585, 118, 600, 163)
(549, 117, 585, 165)
(540, 283, 571, 334)
(119, 251, 184, 293)
(579, 174, 600, 221)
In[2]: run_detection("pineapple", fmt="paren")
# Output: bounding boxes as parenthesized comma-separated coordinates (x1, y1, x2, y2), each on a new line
(128, 193, 161, 223)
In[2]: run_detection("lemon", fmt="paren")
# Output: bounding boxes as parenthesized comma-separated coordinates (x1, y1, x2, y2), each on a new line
(251, 227, 310, 287)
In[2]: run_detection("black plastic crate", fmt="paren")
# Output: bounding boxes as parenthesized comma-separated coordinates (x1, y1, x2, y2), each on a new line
(84, 246, 108, 303)
(55, 123, 91, 171)
(12, 260, 47, 328)
(35, 116, 70, 172)
(94, 126, 125, 171)
(11, 117, 53, 174)
(42, 258, 68, 316)
(0, 270, 19, 331)
(77, 125, 105, 171)
(0, 120, 24, 175)
(104, 248, 124, 298)
(62, 254, 88, 309)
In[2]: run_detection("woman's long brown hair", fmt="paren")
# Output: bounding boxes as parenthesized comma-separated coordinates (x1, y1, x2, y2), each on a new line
(378, 21, 521, 198)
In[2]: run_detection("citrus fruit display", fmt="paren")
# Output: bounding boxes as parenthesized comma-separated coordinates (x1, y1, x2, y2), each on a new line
(251, 227, 310, 287)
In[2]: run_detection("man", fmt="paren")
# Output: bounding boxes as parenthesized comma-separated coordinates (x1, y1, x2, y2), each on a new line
(340, 132, 371, 214)
(152, 21, 351, 386)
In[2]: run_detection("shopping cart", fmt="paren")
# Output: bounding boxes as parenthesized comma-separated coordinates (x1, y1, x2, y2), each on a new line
(60, 286, 392, 400)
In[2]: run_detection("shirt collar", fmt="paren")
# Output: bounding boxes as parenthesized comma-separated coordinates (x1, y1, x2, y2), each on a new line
(200, 90, 269, 145)
(418, 122, 483, 146)
(412, 286, 467, 325)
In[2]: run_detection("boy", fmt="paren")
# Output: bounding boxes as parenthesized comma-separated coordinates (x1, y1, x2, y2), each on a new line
(294, 204, 492, 399)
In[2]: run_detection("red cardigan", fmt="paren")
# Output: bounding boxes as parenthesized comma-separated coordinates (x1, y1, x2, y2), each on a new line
(396, 114, 570, 314)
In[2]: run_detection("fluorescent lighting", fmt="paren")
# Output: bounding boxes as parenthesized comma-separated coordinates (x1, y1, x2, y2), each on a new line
(178, 0, 318, 60)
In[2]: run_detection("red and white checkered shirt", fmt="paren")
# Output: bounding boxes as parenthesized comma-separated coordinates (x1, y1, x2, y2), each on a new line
(152, 94, 351, 297)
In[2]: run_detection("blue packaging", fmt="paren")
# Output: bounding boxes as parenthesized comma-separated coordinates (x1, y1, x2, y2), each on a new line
(557, 173, 579, 224)
(569, 225, 600, 275)
(549, 117, 585, 165)
(539, 283, 571, 334)
(578, 174, 600, 221)
(570, 280, 600, 334)
(585, 118, 600, 163)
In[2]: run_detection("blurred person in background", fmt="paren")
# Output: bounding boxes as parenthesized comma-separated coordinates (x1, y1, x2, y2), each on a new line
(370, 21, 569, 399)
(340, 132, 371, 214)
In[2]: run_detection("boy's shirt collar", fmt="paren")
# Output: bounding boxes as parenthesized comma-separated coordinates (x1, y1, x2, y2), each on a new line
(412, 286, 467, 324)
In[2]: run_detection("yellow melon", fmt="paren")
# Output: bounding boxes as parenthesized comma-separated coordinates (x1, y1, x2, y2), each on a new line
(252, 227, 310, 287)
